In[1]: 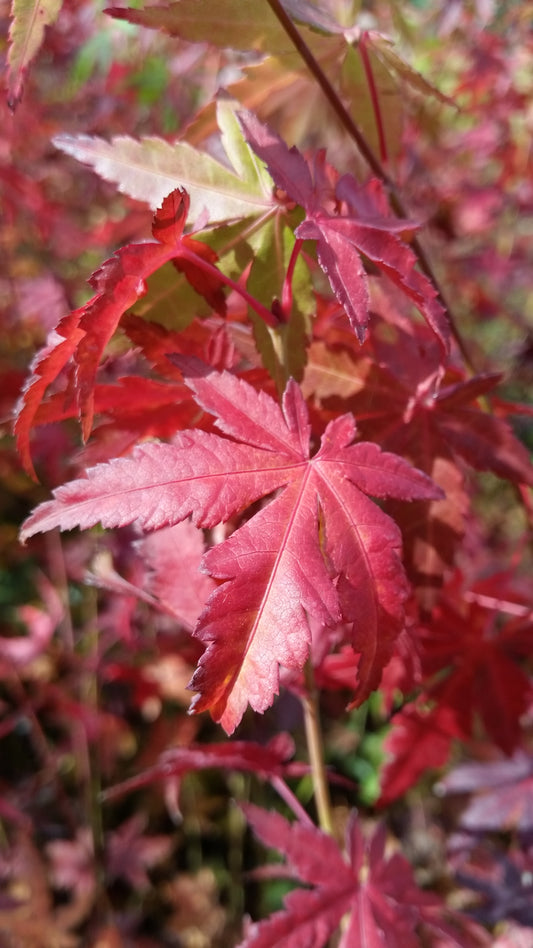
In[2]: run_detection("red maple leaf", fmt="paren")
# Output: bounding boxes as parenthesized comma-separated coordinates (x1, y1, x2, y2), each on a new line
(378, 570, 533, 803)
(341, 361, 533, 488)
(137, 521, 216, 631)
(103, 733, 300, 806)
(120, 312, 238, 380)
(378, 702, 458, 807)
(417, 585, 532, 754)
(318, 349, 533, 602)
(239, 805, 486, 947)
(14, 189, 225, 479)
(21, 359, 440, 733)
(239, 111, 449, 350)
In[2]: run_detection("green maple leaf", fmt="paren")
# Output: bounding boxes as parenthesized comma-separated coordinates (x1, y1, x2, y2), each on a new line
(53, 100, 275, 225)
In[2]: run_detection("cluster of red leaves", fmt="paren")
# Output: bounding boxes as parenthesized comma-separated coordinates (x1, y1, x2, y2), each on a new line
(3, 0, 533, 946)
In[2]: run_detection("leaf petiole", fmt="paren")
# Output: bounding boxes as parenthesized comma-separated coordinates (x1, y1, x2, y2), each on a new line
(280, 237, 304, 321)
(177, 243, 281, 328)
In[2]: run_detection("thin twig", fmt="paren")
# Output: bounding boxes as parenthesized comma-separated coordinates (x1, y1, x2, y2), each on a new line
(271, 775, 316, 827)
(359, 33, 388, 165)
(302, 660, 333, 835)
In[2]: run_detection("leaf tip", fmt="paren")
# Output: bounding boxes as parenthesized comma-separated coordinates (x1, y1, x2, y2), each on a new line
(6, 64, 25, 112)
(7, 91, 20, 113)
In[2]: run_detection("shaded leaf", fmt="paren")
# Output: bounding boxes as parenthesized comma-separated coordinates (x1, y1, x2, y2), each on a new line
(378, 704, 456, 806)
(417, 588, 533, 753)
(362, 31, 456, 108)
(323, 353, 533, 601)
(105, 0, 287, 53)
(106, 815, 173, 890)
(438, 752, 533, 834)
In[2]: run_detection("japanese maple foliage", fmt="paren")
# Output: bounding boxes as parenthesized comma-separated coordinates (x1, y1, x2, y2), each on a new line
(5, 0, 533, 945)
(22, 353, 441, 732)
(239, 805, 487, 948)
(14, 188, 232, 476)
(239, 109, 450, 349)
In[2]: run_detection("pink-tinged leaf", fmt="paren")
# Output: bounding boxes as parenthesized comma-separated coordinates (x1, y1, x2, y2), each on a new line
(339, 440, 446, 501)
(170, 357, 308, 456)
(22, 366, 440, 732)
(314, 427, 441, 704)
(297, 218, 369, 341)
(242, 883, 353, 948)
(7, 0, 62, 110)
(20, 434, 287, 540)
(239, 111, 314, 209)
(46, 829, 95, 900)
(240, 111, 449, 349)
(437, 751, 533, 834)
(492, 923, 533, 948)
(106, 815, 173, 890)
(244, 804, 348, 887)
(1, 606, 54, 666)
(240, 805, 354, 947)
(190, 482, 342, 732)
(0, 575, 63, 667)
(336, 174, 406, 227)
(300, 214, 448, 348)
(137, 521, 216, 631)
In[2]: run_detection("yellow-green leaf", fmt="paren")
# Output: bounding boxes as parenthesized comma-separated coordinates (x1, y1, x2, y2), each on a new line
(53, 101, 274, 225)
(106, 0, 290, 53)
(7, 0, 62, 109)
